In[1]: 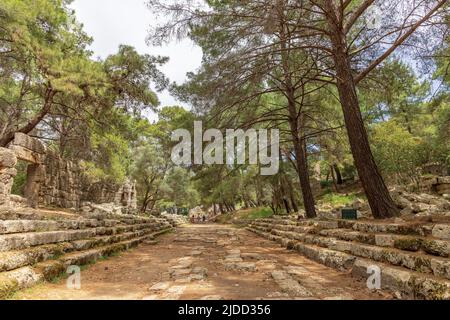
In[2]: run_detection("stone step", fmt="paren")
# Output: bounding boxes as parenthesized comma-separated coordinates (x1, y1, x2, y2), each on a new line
(254, 221, 450, 260)
(246, 227, 356, 271)
(257, 218, 297, 226)
(0, 228, 161, 273)
(0, 219, 124, 235)
(0, 209, 167, 227)
(269, 228, 450, 280)
(248, 224, 271, 232)
(254, 218, 450, 240)
(250, 223, 314, 233)
(293, 241, 356, 272)
(253, 219, 450, 257)
(352, 258, 450, 300)
(246, 227, 450, 300)
(0, 227, 173, 299)
(0, 222, 170, 252)
(319, 228, 450, 258)
(338, 220, 450, 240)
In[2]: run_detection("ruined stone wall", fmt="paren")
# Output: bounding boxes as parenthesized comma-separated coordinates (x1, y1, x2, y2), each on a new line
(0, 148, 17, 207)
(40, 150, 83, 209)
(7, 133, 46, 208)
(0, 133, 138, 212)
(82, 180, 137, 212)
(82, 181, 118, 204)
(419, 175, 450, 196)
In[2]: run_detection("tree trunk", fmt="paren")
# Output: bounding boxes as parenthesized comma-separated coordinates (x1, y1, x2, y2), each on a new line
(243, 196, 249, 209)
(284, 175, 299, 212)
(334, 164, 343, 185)
(140, 187, 151, 213)
(325, 10, 399, 219)
(269, 202, 276, 214)
(330, 165, 339, 192)
(290, 192, 299, 212)
(287, 105, 317, 218)
(279, 17, 316, 219)
(282, 196, 291, 214)
(0, 88, 55, 147)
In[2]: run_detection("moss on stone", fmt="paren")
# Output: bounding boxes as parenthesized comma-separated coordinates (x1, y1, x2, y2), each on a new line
(0, 277, 19, 300)
(422, 240, 449, 258)
(412, 256, 432, 273)
(286, 240, 296, 250)
(394, 238, 422, 252)
(396, 223, 424, 236)
(413, 278, 449, 300)
(357, 234, 376, 245)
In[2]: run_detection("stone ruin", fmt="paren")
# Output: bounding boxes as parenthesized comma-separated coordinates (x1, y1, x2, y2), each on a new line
(188, 205, 221, 223)
(422, 162, 449, 177)
(0, 148, 18, 207)
(419, 176, 450, 197)
(0, 133, 137, 213)
(0, 134, 182, 299)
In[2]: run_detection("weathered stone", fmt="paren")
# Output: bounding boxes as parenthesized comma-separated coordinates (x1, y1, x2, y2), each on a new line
(190, 250, 202, 256)
(316, 221, 339, 229)
(225, 262, 257, 272)
(266, 291, 289, 298)
(0, 229, 97, 252)
(295, 243, 356, 271)
(271, 270, 312, 297)
(430, 259, 450, 280)
(413, 275, 450, 300)
(432, 225, 450, 240)
(1, 266, 42, 292)
(0, 148, 18, 207)
(190, 267, 208, 281)
(170, 268, 192, 279)
(422, 239, 450, 258)
(0, 220, 59, 235)
(393, 237, 422, 252)
(175, 257, 194, 269)
(149, 282, 171, 292)
(241, 253, 263, 260)
(375, 235, 396, 247)
(0, 148, 17, 168)
(143, 240, 159, 245)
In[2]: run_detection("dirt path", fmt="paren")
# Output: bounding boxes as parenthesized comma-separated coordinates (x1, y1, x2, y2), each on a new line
(12, 224, 390, 300)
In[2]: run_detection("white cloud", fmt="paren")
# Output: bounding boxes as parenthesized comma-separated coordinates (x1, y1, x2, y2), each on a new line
(70, 0, 202, 121)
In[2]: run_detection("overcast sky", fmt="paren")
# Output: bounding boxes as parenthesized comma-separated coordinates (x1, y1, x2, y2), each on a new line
(70, 0, 203, 121)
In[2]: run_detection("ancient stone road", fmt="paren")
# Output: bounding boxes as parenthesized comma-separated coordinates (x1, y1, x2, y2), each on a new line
(13, 224, 389, 300)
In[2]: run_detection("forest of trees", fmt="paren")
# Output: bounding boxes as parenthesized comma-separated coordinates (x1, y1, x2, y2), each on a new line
(1, 0, 449, 219)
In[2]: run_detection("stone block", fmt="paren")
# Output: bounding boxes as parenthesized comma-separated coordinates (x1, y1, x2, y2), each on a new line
(12, 133, 46, 154)
(432, 225, 450, 240)
(375, 235, 396, 247)
(0, 148, 17, 168)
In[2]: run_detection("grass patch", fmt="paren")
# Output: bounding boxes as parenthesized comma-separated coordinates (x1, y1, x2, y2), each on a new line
(246, 207, 274, 219)
(318, 192, 359, 207)
(216, 207, 273, 224)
